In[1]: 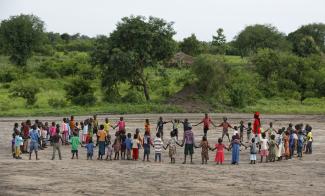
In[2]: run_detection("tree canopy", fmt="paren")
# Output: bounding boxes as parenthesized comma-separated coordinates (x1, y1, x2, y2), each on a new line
(0, 14, 45, 66)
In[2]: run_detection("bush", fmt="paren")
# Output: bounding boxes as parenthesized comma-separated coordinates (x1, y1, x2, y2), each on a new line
(48, 98, 67, 108)
(121, 88, 145, 103)
(0, 66, 20, 82)
(10, 79, 40, 105)
(64, 78, 96, 105)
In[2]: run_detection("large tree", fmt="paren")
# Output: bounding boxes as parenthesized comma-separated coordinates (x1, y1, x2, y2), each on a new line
(92, 16, 177, 101)
(211, 28, 227, 54)
(234, 24, 290, 56)
(288, 23, 325, 56)
(179, 34, 203, 56)
(0, 14, 45, 66)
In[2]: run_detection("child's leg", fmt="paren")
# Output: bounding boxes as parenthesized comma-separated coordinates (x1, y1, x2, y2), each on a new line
(260, 155, 263, 163)
(52, 145, 56, 160)
(190, 154, 193, 163)
(35, 151, 39, 160)
(183, 154, 187, 164)
(76, 151, 78, 159)
(159, 153, 161, 162)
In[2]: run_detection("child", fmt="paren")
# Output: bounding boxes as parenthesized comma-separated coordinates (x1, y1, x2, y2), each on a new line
(229, 133, 246, 165)
(114, 117, 126, 135)
(218, 117, 232, 142)
(268, 135, 277, 162)
(239, 121, 246, 142)
(156, 117, 168, 141)
(103, 118, 113, 135)
(289, 130, 295, 159)
(171, 119, 180, 140)
(197, 136, 211, 164)
(212, 138, 228, 165)
(193, 113, 217, 138)
(70, 132, 80, 159)
(145, 119, 151, 135)
(265, 122, 276, 139)
(82, 120, 88, 144)
(113, 132, 121, 160)
(305, 130, 313, 154)
(49, 122, 57, 142)
(11, 132, 15, 158)
(249, 138, 257, 164)
(125, 133, 132, 160)
(85, 138, 95, 160)
(14, 130, 23, 159)
(153, 132, 163, 163)
(97, 125, 107, 160)
(120, 132, 127, 160)
(106, 135, 113, 161)
(51, 128, 63, 160)
(297, 131, 304, 159)
(29, 125, 40, 160)
(164, 131, 179, 164)
(275, 128, 284, 161)
(246, 122, 252, 143)
(61, 118, 69, 145)
(283, 131, 290, 159)
(181, 125, 195, 164)
(260, 133, 269, 163)
(132, 134, 141, 161)
(143, 131, 152, 162)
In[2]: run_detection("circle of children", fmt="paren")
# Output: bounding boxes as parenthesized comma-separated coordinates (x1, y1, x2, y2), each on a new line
(11, 112, 313, 165)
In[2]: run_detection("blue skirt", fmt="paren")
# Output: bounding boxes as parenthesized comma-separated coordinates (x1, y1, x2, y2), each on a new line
(231, 143, 240, 164)
(98, 141, 106, 155)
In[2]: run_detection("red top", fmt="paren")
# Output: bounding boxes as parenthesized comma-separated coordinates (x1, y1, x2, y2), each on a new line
(202, 117, 212, 129)
(215, 144, 225, 152)
(253, 118, 261, 134)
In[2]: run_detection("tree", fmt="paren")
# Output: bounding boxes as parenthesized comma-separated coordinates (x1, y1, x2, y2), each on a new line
(64, 78, 96, 105)
(288, 23, 325, 56)
(179, 34, 203, 56)
(0, 14, 45, 66)
(10, 80, 40, 105)
(91, 16, 177, 101)
(234, 24, 290, 56)
(212, 28, 227, 54)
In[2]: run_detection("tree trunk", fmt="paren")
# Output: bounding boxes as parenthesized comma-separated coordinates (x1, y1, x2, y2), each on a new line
(141, 76, 150, 101)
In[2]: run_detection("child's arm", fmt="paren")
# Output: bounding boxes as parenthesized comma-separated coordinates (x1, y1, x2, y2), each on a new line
(193, 121, 203, 127)
(240, 142, 248, 149)
(163, 144, 169, 150)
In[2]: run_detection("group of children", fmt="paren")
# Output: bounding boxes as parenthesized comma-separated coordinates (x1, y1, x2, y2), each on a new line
(11, 113, 314, 166)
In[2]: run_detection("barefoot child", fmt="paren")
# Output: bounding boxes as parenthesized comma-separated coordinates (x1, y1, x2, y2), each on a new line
(246, 122, 252, 143)
(29, 125, 40, 160)
(85, 138, 95, 160)
(153, 132, 163, 162)
(212, 138, 228, 165)
(14, 130, 23, 159)
(197, 136, 211, 164)
(97, 125, 107, 160)
(218, 117, 232, 142)
(229, 133, 246, 165)
(297, 131, 304, 159)
(268, 135, 277, 162)
(249, 138, 257, 164)
(106, 135, 113, 161)
(193, 113, 217, 138)
(164, 131, 180, 164)
(125, 133, 132, 160)
(156, 117, 168, 141)
(145, 119, 151, 135)
(132, 134, 141, 161)
(239, 121, 246, 142)
(51, 128, 63, 160)
(70, 132, 80, 159)
(260, 133, 269, 163)
(181, 125, 195, 164)
(143, 131, 152, 162)
(113, 132, 121, 160)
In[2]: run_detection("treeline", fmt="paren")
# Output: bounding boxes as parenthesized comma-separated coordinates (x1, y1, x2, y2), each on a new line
(0, 14, 324, 108)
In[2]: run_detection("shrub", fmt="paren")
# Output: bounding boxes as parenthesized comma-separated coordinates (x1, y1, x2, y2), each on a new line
(121, 88, 145, 103)
(10, 79, 40, 105)
(64, 78, 96, 105)
(48, 98, 67, 108)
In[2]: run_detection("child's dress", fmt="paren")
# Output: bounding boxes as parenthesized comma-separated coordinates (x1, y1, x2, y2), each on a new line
(268, 139, 276, 160)
(113, 137, 121, 152)
(107, 142, 113, 158)
(260, 138, 269, 157)
(214, 143, 225, 163)
(200, 141, 210, 160)
(167, 137, 177, 159)
(284, 135, 290, 157)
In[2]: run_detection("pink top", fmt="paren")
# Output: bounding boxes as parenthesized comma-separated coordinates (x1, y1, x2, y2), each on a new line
(61, 123, 68, 133)
(50, 126, 57, 136)
(203, 117, 212, 128)
(117, 121, 125, 130)
(215, 144, 225, 152)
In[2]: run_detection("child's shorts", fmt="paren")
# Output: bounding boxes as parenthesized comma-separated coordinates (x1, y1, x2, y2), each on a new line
(144, 147, 150, 155)
(250, 154, 257, 160)
(71, 150, 78, 154)
(184, 144, 194, 155)
(30, 141, 39, 152)
(260, 149, 269, 157)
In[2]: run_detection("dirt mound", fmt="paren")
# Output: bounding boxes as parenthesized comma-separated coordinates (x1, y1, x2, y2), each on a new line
(166, 84, 212, 112)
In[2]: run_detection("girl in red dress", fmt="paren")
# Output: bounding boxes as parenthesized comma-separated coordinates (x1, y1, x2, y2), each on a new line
(212, 138, 229, 164)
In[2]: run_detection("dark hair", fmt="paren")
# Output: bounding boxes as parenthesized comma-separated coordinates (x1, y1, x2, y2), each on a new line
(218, 138, 222, 144)
(156, 132, 160, 138)
(89, 138, 93, 143)
(133, 134, 137, 139)
(145, 119, 149, 123)
(52, 122, 55, 126)
(202, 136, 207, 141)
(170, 131, 175, 137)
(14, 123, 19, 127)
(262, 132, 266, 138)
(248, 122, 252, 126)
(251, 138, 255, 143)
(127, 133, 131, 138)
(270, 135, 275, 140)
(99, 124, 104, 130)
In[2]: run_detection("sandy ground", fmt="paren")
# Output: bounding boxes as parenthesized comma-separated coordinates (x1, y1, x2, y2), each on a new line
(0, 113, 324, 196)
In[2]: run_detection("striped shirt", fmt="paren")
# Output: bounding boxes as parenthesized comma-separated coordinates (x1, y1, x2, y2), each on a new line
(154, 137, 163, 153)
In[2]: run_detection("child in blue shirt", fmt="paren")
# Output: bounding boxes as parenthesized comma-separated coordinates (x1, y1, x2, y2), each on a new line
(85, 138, 95, 160)
(125, 133, 133, 160)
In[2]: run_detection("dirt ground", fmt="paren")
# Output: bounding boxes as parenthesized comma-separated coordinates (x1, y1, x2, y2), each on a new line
(0, 113, 324, 196)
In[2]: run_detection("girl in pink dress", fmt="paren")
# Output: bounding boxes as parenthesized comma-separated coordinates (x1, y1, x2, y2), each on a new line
(212, 138, 229, 164)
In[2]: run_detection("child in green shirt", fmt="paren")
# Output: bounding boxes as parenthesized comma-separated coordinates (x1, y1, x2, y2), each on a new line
(70, 132, 81, 159)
